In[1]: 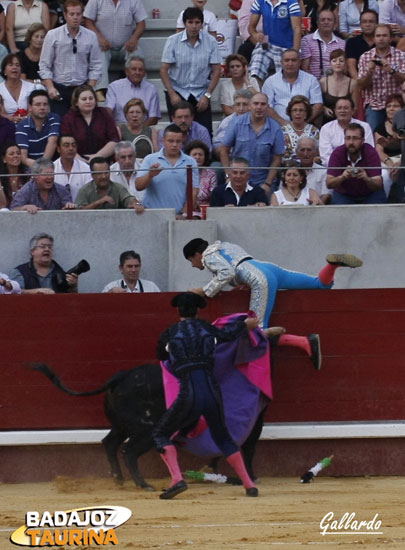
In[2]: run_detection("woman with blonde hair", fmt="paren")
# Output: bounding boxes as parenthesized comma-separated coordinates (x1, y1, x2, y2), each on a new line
(219, 54, 258, 116)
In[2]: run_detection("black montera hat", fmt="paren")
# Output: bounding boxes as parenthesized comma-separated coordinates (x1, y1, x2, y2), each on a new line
(171, 292, 206, 309)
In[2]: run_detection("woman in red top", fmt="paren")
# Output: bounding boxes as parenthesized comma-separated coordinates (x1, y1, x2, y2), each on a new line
(61, 84, 119, 163)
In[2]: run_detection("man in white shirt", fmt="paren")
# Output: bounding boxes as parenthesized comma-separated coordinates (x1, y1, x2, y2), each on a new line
(319, 97, 374, 166)
(102, 250, 160, 293)
(53, 135, 92, 202)
(296, 136, 331, 204)
(110, 141, 145, 203)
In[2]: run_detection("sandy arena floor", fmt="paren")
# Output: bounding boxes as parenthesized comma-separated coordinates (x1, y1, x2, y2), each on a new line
(1, 475, 404, 549)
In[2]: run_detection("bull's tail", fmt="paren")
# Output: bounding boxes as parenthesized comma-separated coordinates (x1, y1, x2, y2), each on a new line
(29, 363, 127, 397)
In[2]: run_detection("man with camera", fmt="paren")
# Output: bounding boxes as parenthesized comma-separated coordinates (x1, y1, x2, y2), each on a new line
(358, 24, 405, 132)
(10, 233, 85, 294)
(326, 123, 385, 204)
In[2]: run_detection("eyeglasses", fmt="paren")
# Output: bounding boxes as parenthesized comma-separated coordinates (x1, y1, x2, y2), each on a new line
(36, 244, 53, 249)
(72, 38, 77, 54)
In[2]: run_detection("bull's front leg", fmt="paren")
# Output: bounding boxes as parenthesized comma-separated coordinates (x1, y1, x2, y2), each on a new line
(122, 434, 156, 490)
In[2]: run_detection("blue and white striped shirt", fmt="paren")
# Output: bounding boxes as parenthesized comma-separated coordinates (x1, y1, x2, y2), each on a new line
(161, 30, 222, 101)
(39, 24, 102, 85)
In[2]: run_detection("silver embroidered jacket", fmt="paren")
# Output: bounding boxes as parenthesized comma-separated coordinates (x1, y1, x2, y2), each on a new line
(202, 241, 252, 297)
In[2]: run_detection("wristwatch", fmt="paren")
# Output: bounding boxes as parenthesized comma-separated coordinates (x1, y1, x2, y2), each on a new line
(204, 92, 212, 99)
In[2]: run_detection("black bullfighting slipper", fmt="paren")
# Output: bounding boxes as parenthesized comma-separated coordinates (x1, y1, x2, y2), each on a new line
(326, 254, 363, 268)
(246, 487, 259, 497)
(159, 480, 188, 500)
(308, 334, 322, 371)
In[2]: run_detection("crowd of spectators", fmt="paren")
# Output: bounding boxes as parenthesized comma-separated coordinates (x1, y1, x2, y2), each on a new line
(1, 0, 405, 225)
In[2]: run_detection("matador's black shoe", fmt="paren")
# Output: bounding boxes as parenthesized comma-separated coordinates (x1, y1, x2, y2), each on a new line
(308, 334, 322, 371)
(326, 254, 363, 268)
(159, 480, 188, 500)
(246, 487, 259, 497)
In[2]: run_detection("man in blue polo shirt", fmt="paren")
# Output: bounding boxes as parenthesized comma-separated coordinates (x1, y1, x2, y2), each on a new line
(135, 124, 199, 216)
(219, 92, 285, 193)
(16, 90, 60, 168)
(248, 0, 302, 84)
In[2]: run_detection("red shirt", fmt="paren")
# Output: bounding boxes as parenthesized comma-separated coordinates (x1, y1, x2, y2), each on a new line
(61, 107, 119, 157)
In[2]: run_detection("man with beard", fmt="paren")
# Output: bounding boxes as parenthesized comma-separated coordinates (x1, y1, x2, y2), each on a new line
(326, 122, 384, 204)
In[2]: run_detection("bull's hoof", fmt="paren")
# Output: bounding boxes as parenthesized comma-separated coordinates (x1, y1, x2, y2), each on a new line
(159, 480, 188, 500)
(246, 487, 259, 497)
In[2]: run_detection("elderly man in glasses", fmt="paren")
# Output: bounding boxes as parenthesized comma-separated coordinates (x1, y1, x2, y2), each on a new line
(39, 0, 102, 117)
(10, 233, 80, 294)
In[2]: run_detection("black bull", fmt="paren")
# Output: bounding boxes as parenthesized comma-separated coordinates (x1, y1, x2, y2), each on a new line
(31, 363, 266, 490)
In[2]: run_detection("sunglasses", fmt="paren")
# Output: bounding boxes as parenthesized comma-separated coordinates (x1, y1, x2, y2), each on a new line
(72, 38, 77, 54)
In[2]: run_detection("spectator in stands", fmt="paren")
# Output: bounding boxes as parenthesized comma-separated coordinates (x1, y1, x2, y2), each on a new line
(220, 92, 285, 192)
(102, 250, 160, 293)
(53, 135, 91, 202)
(319, 49, 359, 123)
(379, 0, 405, 42)
(213, 89, 252, 155)
(160, 7, 222, 136)
(0, 5, 5, 44)
(84, 0, 147, 102)
(11, 156, 75, 212)
(184, 140, 217, 210)
(319, 97, 374, 166)
(176, 0, 217, 37)
(117, 98, 158, 159)
(158, 101, 212, 151)
(219, 54, 259, 116)
(0, 95, 17, 144)
(262, 48, 323, 127)
(271, 161, 322, 205)
(16, 89, 60, 167)
(10, 233, 79, 294)
(326, 122, 384, 204)
(135, 124, 199, 216)
(358, 24, 405, 132)
(346, 9, 377, 79)
(281, 95, 319, 161)
(210, 157, 268, 207)
(296, 136, 331, 203)
(105, 55, 161, 126)
(390, 83, 405, 202)
(110, 141, 145, 203)
(0, 272, 21, 294)
(18, 23, 46, 82)
(248, 0, 302, 84)
(374, 93, 403, 199)
(5, 0, 49, 53)
(75, 156, 144, 211)
(303, 0, 339, 34)
(0, 143, 29, 208)
(338, 0, 379, 39)
(0, 53, 36, 123)
(61, 84, 119, 162)
(237, 0, 265, 63)
(39, 0, 102, 117)
(300, 10, 345, 80)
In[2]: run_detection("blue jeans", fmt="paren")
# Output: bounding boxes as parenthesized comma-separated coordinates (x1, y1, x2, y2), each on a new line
(365, 107, 386, 133)
(332, 190, 387, 204)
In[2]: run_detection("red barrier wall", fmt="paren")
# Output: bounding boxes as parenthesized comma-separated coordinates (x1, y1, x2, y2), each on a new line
(1, 288, 404, 430)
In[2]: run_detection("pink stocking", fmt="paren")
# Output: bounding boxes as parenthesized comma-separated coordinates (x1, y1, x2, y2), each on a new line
(160, 445, 183, 486)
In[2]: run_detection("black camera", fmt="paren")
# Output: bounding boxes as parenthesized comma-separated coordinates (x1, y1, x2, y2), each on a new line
(66, 259, 91, 276)
(373, 58, 383, 66)
(397, 128, 405, 138)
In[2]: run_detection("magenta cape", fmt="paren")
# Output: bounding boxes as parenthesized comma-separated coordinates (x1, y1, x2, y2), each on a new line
(161, 313, 272, 458)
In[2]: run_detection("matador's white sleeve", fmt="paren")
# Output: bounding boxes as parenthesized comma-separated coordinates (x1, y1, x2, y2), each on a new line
(202, 249, 237, 298)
